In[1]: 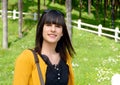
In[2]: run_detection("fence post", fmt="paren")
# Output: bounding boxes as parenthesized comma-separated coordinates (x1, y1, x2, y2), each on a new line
(98, 24, 102, 36)
(33, 13, 37, 21)
(115, 27, 119, 42)
(13, 10, 17, 19)
(78, 19, 81, 30)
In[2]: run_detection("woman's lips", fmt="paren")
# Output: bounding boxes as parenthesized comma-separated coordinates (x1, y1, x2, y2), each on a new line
(48, 34, 57, 38)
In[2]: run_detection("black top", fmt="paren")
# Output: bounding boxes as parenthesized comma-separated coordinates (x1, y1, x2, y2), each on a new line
(41, 54, 69, 85)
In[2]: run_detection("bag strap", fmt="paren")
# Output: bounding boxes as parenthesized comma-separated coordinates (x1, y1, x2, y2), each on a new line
(29, 49, 45, 85)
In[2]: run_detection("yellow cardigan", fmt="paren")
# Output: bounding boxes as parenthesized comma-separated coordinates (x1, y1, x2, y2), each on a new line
(13, 49, 74, 85)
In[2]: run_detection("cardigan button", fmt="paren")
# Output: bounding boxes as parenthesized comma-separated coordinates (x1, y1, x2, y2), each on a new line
(58, 77, 60, 80)
(58, 73, 60, 76)
(56, 68, 59, 70)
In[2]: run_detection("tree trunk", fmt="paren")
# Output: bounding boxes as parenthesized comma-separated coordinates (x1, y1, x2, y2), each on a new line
(44, 0, 46, 6)
(114, 0, 119, 19)
(88, 0, 91, 15)
(96, 0, 99, 21)
(52, 0, 55, 4)
(18, 0, 23, 38)
(79, 0, 82, 19)
(103, 0, 107, 26)
(65, 0, 72, 39)
(2, 0, 8, 49)
(111, 0, 115, 29)
(38, 0, 40, 21)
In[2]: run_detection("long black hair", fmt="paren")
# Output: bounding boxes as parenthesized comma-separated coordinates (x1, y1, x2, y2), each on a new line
(35, 9, 75, 62)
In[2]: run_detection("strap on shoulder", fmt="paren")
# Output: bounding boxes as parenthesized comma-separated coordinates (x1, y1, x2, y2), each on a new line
(29, 49, 45, 85)
(29, 49, 39, 63)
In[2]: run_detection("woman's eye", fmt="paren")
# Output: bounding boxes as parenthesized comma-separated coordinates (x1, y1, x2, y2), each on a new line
(45, 24, 52, 26)
(55, 25, 62, 28)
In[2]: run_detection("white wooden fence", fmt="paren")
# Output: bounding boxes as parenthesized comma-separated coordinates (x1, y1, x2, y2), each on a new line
(0, 9, 37, 20)
(72, 19, 120, 42)
(0, 10, 120, 42)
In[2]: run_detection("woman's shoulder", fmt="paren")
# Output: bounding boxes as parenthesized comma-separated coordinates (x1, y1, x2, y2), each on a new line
(66, 52, 72, 60)
(15, 49, 34, 64)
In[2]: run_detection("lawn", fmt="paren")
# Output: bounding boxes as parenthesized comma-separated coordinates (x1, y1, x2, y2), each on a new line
(72, 28, 120, 85)
(0, 19, 120, 85)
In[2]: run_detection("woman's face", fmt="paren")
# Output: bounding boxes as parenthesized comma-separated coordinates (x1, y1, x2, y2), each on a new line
(42, 23, 63, 44)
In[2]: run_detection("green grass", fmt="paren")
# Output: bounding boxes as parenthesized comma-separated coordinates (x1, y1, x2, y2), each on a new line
(0, 19, 120, 85)
(72, 29, 120, 85)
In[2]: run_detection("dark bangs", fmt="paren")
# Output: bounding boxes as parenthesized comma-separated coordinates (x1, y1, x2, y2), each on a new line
(44, 10, 65, 26)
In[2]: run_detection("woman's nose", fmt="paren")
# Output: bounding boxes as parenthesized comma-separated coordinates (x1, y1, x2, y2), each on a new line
(51, 25, 56, 32)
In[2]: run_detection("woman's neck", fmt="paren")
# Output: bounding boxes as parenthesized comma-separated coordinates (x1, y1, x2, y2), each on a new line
(41, 41, 57, 55)
(41, 41, 60, 65)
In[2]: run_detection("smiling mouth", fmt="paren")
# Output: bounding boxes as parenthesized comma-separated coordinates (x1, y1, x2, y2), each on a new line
(48, 34, 57, 38)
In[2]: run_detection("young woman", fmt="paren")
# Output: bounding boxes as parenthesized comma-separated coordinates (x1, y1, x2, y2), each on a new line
(13, 9, 75, 85)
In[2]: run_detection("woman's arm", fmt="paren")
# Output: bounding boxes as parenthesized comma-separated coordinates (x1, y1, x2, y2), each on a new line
(13, 50, 34, 85)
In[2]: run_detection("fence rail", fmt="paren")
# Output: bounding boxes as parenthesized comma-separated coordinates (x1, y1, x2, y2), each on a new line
(72, 19, 120, 42)
(0, 9, 37, 20)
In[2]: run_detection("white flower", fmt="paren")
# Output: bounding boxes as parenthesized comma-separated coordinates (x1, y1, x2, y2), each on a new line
(111, 74, 120, 85)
